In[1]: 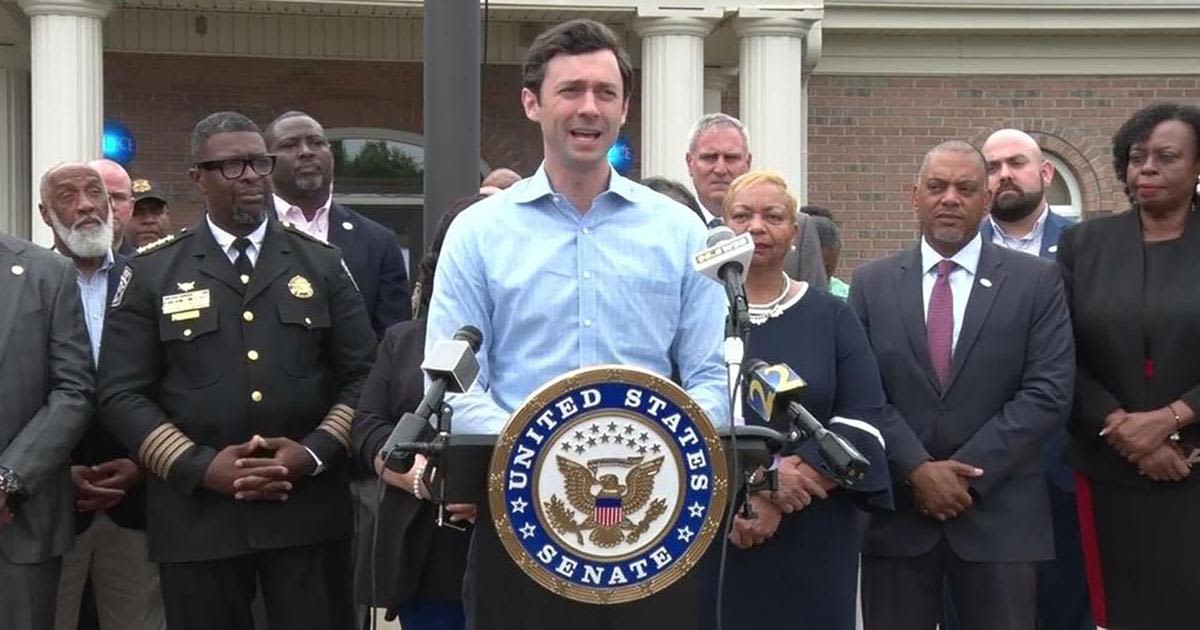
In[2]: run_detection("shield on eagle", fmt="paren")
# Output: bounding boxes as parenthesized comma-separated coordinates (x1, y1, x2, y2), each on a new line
(594, 495, 622, 527)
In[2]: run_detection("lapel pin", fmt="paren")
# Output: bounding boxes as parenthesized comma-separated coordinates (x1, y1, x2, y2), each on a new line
(342, 221, 354, 231)
(11, 264, 24, 276)
(1048, 245, 1058, 254)
(980, 278, 993, 288)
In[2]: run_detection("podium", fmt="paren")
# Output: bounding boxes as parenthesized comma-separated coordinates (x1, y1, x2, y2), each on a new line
(433, 426, 781, 505)
(400, 365, 787, 618)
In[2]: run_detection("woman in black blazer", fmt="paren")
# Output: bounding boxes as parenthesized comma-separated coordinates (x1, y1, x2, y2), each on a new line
(1059, 102, 1200, 630)
(351, 195, 485, 630)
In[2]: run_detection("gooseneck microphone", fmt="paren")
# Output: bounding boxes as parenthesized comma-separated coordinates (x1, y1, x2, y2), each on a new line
(381, 325, 482, 473)
(744, 359, 871, 486)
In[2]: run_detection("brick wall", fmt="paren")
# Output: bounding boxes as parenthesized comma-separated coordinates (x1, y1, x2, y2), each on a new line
(806, 75, 1200, 273)
(104, 54, 1198, 272)
(105, 53, 583, 227)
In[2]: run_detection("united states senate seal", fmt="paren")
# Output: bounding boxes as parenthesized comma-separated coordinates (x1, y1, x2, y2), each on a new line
(489, 365, 727, 604)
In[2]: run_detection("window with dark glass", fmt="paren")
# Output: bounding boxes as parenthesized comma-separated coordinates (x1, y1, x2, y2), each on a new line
(330, 138, 425, 195)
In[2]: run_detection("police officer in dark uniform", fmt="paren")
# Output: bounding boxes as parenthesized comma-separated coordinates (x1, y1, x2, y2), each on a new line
(97, 111, 377, 630)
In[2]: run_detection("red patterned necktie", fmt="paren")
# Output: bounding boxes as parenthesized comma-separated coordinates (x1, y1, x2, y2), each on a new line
(926, 259, 956, 388)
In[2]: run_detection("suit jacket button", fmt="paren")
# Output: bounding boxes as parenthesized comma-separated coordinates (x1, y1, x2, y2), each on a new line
(247, 350, 259, 361)
(243, 310, 254, 322)
(250, 390, 263, 403)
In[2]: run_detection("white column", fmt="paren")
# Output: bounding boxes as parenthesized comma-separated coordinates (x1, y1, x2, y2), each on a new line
(633, 9, 719, 184)
(19, 0, 111, 246)
(0, 46, 31, 238)
(735, 7, 822, 194)
(703, 67, 734, 115)
(799, 22, 823, 205)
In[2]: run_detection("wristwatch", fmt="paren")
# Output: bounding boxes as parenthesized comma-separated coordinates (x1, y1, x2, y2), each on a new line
(0, 466, 25, 497)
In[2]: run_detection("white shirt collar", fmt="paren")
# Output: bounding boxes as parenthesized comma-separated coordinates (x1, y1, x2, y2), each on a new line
(921, 231, 983, 276)
(272, 192, 332, 221)
(989, 204, 1049, 243)
(206, 214, 267, 255)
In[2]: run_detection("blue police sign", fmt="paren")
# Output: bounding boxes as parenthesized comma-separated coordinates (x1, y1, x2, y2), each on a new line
(102, 120, 136, 166)
(607, 135, 633, 175)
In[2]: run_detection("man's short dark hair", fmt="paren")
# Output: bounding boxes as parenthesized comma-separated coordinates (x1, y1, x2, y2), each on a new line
(190, 112, 261, 161)
(522, 19, 633, 102)
(263, 110, 318, 148)
(800, 205, 835, 223)
(641, 176, 705, 223)
(810, 215, 842, 253)
(917, 140, 986, 183)
(1112, 102, 1200, 188)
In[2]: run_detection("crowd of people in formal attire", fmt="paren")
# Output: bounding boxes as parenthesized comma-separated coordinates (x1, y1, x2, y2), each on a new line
(1, 16, 1199, 630)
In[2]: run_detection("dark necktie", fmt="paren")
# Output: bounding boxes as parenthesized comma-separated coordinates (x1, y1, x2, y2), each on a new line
(233, 237, 253, 281)
(926, 259, 956, 388)
(707, 217, 723, 229)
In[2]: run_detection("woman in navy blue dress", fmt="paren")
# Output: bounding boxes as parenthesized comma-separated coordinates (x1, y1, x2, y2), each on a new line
(717, 171, 892, 630)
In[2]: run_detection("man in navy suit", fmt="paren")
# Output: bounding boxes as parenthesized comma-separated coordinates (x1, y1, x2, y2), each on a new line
(850, 141, 1074, 630)
(979, 129, 1090, 630)
(267, 111, 410, 336)
(38, 162, 164, 630)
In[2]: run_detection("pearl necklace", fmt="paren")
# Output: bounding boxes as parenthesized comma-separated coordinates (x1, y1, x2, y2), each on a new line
(747, 272, 792, 325)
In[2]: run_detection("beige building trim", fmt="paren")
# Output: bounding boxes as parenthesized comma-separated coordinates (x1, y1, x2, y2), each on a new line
(815, 33, 1200, 76)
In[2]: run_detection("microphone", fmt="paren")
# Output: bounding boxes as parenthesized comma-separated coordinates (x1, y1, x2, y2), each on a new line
(381, 325, 483, 473)
(693, 225, 753, 330)
(744, 359, 871, 486)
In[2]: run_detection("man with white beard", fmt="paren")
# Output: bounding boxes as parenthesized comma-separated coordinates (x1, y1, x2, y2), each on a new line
(38, 163, 165, 630)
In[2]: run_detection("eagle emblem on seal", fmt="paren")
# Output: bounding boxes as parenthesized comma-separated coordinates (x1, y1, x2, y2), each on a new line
(545, 455, 668, 548)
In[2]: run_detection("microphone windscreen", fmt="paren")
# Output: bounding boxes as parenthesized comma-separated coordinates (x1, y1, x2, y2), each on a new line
(706, 225, 736, 247)
(454, 325, 483, 352)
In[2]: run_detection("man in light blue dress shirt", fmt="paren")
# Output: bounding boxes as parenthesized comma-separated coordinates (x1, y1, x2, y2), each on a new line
(424, 18, 727, 630)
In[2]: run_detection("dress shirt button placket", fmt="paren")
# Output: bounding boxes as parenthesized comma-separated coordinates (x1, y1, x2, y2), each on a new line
(578, 222, 598, 365)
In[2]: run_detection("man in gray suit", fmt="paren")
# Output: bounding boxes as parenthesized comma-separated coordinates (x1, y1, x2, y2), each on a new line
(684, 113, 826, 289)
(849, 141, 1073, 630)
(0, 204, 95, 627)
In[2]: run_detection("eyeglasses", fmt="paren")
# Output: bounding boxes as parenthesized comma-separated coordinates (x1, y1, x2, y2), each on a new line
(195, 155, 277, 180)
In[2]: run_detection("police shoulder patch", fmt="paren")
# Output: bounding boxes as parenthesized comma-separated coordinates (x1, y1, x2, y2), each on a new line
(489, 366, 727, 605)
(110, 266, 133, 308)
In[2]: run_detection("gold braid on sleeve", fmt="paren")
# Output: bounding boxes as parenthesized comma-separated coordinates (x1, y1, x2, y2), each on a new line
(138, 422, 197, 479)
(317, 403, 354, 452)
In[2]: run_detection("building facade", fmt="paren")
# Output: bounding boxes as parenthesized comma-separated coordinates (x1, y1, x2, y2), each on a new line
(1, 0, 1198, 273)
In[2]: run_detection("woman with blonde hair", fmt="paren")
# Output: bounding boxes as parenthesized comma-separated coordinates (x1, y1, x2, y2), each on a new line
(716, 170, 892, 629)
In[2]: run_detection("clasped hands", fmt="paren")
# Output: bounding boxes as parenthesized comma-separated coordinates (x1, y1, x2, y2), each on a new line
(202, 435, 316, 501)
(72, 458, 142, 512)
(730, 455, 836, 550)
(1102, 408, 1191, 482)
(908, 459, 984, 522)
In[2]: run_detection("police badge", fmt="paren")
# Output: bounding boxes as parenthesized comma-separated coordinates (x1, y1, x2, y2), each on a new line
(489, 366, 727, 605)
